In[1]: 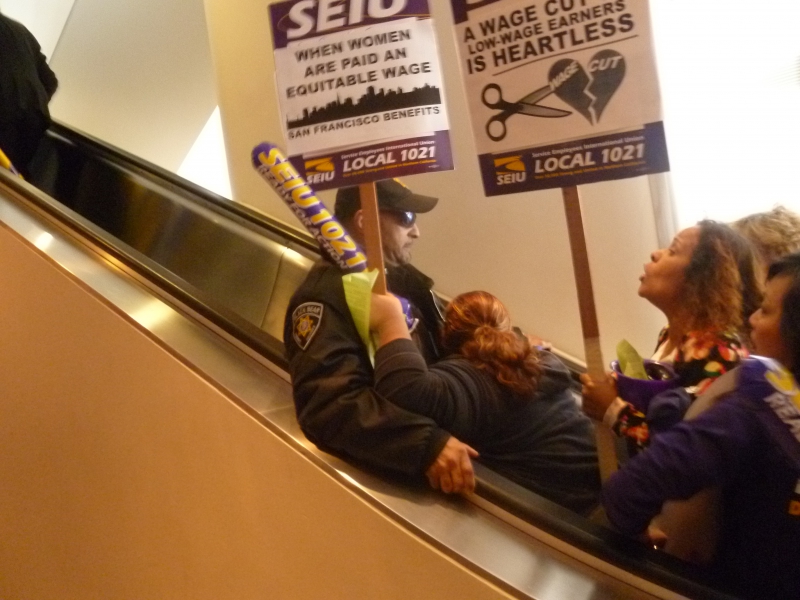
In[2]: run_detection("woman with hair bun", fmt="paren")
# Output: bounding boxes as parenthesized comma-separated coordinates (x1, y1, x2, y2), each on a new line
(370, 290, 600, 514)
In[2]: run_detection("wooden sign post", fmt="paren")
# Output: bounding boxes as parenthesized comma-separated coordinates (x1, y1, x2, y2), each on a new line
(446, 0, 669, 485)
(359, 182, 387, 294)
(562, 185, 619, 481)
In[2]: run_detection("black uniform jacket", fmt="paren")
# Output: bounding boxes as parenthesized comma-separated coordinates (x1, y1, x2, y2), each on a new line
(0, 14, 58, 169)
(284, 260, 451, 478)
(385, 263, 446, 363)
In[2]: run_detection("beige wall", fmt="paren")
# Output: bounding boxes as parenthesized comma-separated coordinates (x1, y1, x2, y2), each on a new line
(48, 0, 217, 172)
(0, 0, 75, 59)
(203, 0, 666, 362)
(0, 221, 513, 599)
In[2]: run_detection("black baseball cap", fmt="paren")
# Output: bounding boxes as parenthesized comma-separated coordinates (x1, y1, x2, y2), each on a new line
(334, 179, 438, 220)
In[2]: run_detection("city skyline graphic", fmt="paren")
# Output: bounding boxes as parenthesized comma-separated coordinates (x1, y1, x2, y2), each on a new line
(288, 84, 441, 129)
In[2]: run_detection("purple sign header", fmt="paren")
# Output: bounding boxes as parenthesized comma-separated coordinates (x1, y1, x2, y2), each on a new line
(270, 0, 432, 49)
(287, 130, 452, 190)
(449, 0, 504, 24)
(478, 122, 669, 196)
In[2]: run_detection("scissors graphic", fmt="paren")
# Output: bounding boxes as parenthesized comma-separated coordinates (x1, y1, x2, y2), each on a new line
(482, 83, 571, 142)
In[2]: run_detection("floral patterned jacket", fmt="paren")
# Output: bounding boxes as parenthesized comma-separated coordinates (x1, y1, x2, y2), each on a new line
(613, 327, 748, 452)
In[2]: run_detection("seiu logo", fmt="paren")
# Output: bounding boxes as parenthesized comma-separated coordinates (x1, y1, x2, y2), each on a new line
(287, 0, 409, 40)
(305, 157, 335, 184)
(495, 155, 526, 185)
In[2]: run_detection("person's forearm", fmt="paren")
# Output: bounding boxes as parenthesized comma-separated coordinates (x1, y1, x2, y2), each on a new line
(374, 340, 431, 406)
(374, 317, 411, 347)
(604, 400, 751, 534)
(375, 340, 450, 419)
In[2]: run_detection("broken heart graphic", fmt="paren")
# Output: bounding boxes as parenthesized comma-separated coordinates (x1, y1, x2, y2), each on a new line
(548, 50, 626, 125)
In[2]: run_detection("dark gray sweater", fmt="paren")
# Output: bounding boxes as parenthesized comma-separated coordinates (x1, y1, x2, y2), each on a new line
(374, 339, 601, 514)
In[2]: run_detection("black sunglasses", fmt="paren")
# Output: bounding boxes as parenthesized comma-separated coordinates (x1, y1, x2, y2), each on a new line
(384, 210, 416, 227)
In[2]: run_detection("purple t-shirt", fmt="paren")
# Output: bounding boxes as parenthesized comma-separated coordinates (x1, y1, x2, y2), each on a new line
(603, 358, 800, 599)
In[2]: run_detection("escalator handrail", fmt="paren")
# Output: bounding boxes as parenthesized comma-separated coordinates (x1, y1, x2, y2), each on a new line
(48, 121, 320, 256)
(475, 464, 737, 600)
(0, 165, 289, 372)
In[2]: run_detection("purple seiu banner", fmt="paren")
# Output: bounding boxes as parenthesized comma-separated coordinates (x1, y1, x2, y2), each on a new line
(270, 0, 433, 49)
(287, 130, 453, 191)
(478, 122, 669, 196)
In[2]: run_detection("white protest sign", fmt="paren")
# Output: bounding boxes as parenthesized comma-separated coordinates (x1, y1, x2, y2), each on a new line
(269, 0, 453, 189)
(449, 0, 669, 195)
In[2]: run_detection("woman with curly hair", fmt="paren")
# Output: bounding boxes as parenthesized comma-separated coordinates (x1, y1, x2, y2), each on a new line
(370, 291, 601, 514)
(582, 221, 762, 452)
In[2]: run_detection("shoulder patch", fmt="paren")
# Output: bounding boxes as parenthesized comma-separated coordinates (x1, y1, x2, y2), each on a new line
(292, 302, 324, 350)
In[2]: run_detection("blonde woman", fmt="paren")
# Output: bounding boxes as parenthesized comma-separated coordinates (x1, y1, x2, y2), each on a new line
(733, 205, 800, 280)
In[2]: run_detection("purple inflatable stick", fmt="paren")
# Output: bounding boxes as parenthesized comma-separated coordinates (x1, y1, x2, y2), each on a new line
(252, 143, 417, 330)
(252, 143, 367, 273)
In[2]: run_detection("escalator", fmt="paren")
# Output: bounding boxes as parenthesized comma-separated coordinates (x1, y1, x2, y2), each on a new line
(0, 123, 736, 600)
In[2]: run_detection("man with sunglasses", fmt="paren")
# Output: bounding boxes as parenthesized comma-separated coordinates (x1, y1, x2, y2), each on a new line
(285, 179, 476, 495)
(334, 179, 447, 364)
